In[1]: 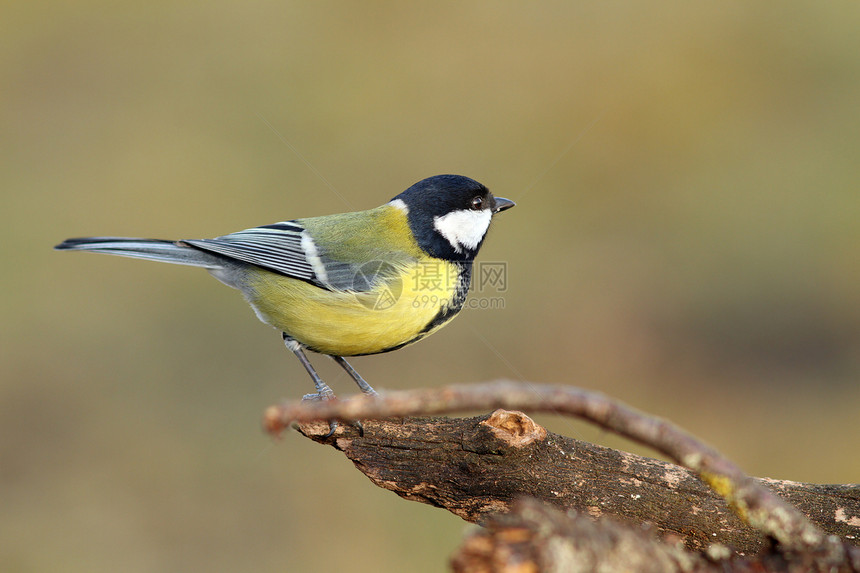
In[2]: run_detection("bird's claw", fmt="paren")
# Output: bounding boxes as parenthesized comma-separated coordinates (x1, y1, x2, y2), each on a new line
(299, 390, 338, 436)
(301, 391, 335, 402)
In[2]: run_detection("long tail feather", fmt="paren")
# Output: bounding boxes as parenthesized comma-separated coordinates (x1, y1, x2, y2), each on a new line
(54, 237, 225, 269)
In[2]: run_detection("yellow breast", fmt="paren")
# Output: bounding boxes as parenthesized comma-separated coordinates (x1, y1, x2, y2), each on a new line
(246, 260, 464, 356)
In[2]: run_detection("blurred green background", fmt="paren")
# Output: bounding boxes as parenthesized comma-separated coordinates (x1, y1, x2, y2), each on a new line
(3, 2, 859, 571)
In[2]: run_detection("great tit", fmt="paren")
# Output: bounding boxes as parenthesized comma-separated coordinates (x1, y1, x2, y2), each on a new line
(55, 174, 514, 400)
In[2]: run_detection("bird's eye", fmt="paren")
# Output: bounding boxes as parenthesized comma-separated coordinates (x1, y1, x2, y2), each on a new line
(470, 196, 484, 210)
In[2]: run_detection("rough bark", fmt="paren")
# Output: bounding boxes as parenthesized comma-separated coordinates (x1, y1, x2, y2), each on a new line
(450, 498, 855, 573)
(451, 498, 710, 573)
(293, 410, 860, 558)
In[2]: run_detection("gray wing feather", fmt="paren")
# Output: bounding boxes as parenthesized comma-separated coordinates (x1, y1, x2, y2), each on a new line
(183, 221, 353, 290)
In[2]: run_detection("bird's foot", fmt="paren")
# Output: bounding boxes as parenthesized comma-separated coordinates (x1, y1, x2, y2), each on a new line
(301, 390, 336, 402)
(300, 390, 338, 436)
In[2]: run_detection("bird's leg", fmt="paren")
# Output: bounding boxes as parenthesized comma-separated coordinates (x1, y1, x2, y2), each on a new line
(282, 334, 337, 436)
(330, 356, 378, 437)
(331, 356, 378, 396)
(282, 334, 335, 400)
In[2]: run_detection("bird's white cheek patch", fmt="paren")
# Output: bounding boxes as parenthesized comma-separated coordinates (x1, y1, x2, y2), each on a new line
(433, 209, 492, 252)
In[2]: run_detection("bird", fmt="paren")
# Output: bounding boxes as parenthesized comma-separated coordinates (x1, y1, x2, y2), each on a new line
(55, 174, 514, 402)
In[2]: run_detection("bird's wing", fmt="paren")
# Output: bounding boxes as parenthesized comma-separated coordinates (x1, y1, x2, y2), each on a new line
(182, 220, 409, 292)
(182, 221, 327, 286)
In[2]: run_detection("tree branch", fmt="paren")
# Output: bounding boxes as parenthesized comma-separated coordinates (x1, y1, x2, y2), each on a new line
(264, 381, 860, 570)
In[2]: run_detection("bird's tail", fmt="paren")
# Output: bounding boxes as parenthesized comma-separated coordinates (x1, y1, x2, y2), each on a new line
(54, 237, 226, 269)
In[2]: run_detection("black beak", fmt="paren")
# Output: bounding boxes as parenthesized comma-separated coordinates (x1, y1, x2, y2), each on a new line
(492, 197, 516, 213)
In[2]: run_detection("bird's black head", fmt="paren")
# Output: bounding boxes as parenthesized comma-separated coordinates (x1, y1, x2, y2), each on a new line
(390, 174, 514, 261)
